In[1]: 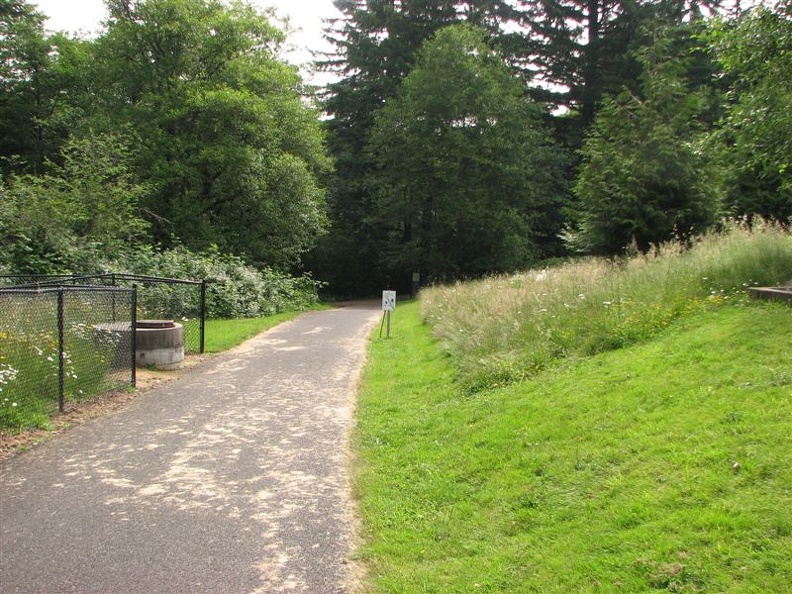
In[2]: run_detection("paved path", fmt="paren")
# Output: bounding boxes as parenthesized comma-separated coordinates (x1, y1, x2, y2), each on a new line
(1, 303, 382, 594)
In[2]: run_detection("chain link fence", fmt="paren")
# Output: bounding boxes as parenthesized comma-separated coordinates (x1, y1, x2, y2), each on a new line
(0, 287, 136, 425)
(0, 274, 206, 354)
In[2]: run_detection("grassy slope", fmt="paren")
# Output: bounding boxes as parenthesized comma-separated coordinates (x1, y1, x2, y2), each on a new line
(354, 300, 792, 593)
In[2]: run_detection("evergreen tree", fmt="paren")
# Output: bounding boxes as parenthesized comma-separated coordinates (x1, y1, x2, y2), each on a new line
(515, 0, 726, 128)
(570, 33, 720, 254)
(369, 24, 568, 283)
(311, 0, 525, 295)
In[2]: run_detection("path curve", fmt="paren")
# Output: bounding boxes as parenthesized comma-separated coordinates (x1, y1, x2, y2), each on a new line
(0, 302, 382, 594)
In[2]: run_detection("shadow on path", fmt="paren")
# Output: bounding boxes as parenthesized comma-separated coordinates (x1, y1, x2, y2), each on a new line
(1, 303, 381, 594)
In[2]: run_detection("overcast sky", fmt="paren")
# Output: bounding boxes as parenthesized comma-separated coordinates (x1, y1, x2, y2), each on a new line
(31, 0, 342, 82)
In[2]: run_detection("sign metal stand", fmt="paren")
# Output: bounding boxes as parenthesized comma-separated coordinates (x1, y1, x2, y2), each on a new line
(381, 290, 396, 338)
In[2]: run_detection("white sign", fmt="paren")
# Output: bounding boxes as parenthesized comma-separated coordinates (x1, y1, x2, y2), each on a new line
(382, 290, 396, 312)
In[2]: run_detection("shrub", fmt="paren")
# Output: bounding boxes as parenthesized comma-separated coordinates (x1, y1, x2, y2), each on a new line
(115, 245, 322, 319)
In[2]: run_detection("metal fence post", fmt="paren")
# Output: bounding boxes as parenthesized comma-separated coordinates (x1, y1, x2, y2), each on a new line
(200, 280, 207, 354)
(131, 285, 137, 388)
(57, 289, 65, 413)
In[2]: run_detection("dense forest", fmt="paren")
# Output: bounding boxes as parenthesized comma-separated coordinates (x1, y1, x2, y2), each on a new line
(1, 0, 790, 297)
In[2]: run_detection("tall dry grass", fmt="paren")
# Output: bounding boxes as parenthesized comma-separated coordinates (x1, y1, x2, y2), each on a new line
(420, 223, 792, 391)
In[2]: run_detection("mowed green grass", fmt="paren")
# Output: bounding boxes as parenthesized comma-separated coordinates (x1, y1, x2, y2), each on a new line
(353, 299, 792, 592)
(203, 311, 308, 353)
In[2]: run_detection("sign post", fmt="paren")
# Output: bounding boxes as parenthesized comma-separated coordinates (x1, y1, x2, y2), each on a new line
(381, 290, 396, 338)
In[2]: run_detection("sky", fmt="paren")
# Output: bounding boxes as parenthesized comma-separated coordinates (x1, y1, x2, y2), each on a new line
(31, 0, 342, 83)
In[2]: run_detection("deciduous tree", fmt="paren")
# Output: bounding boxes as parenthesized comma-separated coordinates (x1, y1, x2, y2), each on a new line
(88, 0, 331, 268)
(0, 134, 149, 273)
(0, 1, 55, 173)
(707, 4, 792, 224)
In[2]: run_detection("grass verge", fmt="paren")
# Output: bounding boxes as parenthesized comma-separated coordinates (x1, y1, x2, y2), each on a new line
(354, 299, 791, 592)
(420, 224, 792, 392)
(203, 310, 309, 353)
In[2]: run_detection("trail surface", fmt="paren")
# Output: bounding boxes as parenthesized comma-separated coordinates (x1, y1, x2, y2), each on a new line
(1, 303, 381, 594)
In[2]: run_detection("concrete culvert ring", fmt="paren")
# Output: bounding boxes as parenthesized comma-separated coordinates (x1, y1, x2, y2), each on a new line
(135, 319, 184, 370)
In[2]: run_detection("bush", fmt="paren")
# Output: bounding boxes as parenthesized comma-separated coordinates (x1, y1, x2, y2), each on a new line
(115, 245, 323, 318)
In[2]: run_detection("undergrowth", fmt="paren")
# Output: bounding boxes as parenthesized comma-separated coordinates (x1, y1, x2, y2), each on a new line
(420, 223, 792, 391)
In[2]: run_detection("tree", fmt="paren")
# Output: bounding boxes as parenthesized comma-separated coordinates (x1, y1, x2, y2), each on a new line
(707, 4, 792, 224)
(0, 1, 55, 173)
(368, 25, 568, 282)
(0, 134, 149, 273)
(78, 0, 331, 268)
(570, 35, 720, 254)
(514, 0, 728, 133)
(311, 0, 527, 295)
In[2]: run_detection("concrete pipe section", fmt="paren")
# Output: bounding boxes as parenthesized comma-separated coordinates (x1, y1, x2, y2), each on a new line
(135, 319, 184, 370)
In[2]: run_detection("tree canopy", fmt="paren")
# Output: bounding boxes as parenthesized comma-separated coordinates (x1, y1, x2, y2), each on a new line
(1, 0, 330, 272)
(571, 38, 720, 253)
(707, 5, 792, 223)
(1, 0, 790, 294)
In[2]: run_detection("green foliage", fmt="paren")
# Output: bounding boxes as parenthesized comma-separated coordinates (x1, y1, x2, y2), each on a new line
(0, 133, 149, 274)
(421, 223, 792, 392)
(0, 0, 53, 173)
(2, 0, 331, 271)
(570, 35, 720, 255)
(117, 244, 323, 319)
(517, 0, 720, 125)
(356, 297, 792, 592)
(0, 136, 322, 320)
(1, 353, 51, 431)
(315, 1, 525, 296)
(369, 24, 568, 283)
(84, 0, 331, 268)
(0, 135, 322, 321)
(706, 6, 792, 223)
